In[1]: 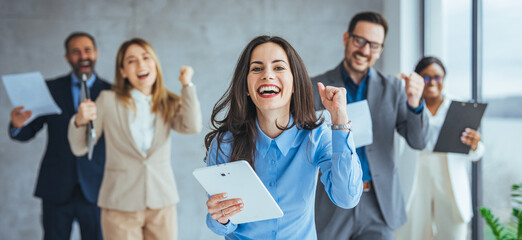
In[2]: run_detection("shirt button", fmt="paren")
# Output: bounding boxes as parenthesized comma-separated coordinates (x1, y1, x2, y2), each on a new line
(269, 182, 274, 187)
(142, 160, 148, 165)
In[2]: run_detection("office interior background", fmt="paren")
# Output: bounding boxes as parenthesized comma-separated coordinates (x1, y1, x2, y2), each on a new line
(0, 0, 520, 239)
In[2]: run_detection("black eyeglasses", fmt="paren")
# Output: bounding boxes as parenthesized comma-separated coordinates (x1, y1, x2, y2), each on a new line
(349, 33, 384, 52)
(422, 76, 442, 83)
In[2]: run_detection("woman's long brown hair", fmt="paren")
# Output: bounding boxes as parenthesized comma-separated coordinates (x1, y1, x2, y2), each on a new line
(113, 38, 181, 124)
(204, 35, 322, 168)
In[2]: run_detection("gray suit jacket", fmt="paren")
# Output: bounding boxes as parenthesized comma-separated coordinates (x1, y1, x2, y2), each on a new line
(312, 64, 429, 229)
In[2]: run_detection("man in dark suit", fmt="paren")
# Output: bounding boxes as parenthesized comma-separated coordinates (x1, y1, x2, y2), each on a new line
(8, 32, 111, 240)
(312, 12, 429, 239)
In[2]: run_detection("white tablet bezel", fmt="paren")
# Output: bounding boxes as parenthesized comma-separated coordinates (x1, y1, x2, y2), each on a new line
(193, 160, 284, 224)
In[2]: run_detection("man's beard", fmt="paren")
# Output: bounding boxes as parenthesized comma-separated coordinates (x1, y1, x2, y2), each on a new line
(345, 51, 370, 75)
(72, 59, 95, 78)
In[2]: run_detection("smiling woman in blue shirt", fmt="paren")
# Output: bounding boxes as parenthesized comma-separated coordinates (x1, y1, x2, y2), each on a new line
(203, 35, 363, 239)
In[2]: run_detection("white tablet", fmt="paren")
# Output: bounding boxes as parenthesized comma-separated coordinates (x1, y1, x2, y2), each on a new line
(193, 160, 284, 224)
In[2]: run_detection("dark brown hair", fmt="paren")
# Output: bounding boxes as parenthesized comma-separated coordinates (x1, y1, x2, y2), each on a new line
(414, 56, 447, 76)
(64, 32, 97, 53)
(204, 35, 322, 167)
(348, 11, 389, 39)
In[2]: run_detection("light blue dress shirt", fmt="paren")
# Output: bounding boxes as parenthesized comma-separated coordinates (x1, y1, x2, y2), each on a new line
(205, 116, 363, 239)
(71, 72, 96, 111)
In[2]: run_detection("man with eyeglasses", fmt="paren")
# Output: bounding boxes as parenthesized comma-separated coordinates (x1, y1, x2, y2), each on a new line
(312, 11, 429, 239)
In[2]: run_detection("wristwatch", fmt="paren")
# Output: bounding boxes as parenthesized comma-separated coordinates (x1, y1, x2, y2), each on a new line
(331, 120, 352, 132)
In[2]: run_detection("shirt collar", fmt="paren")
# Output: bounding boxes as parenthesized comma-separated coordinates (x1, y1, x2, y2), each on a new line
(339, 63, 372, 86)
(71, 72, 96, 88)
(256, 115, 298, 159)
(130, 88, 152, 103)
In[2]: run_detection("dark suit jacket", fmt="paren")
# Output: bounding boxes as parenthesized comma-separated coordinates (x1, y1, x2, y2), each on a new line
(9, 74, 111, 204)
(312, 64, 429, 229)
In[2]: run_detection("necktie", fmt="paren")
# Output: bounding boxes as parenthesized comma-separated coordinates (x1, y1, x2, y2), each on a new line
(80, 81, 87, 103)
(74, 82, 82, 111)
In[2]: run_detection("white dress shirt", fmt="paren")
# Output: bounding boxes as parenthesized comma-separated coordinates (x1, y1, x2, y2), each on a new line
(422, 96, 451, 152)
(129, 89, 155, 157)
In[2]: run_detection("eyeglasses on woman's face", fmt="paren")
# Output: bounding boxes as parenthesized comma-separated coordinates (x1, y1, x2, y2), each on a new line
(349, 33, 383, 53)
(422, 75, 443, 83)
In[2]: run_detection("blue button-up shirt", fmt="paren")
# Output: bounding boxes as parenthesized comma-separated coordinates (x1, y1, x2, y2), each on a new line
(71, 73, 96, 111)
(206, 116, 363, 239)
(340, 65, 423, 182)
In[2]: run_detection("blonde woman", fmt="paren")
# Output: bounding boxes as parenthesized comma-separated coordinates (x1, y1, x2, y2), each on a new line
(68, 38, 202, 239)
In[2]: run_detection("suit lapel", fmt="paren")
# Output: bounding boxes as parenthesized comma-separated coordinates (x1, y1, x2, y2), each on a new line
(327, 64, 384, 110)
(146, 113, 165, 157)
(366, 68, 384, 151)
(327, 64, 345, 88)
(90, 76, 104, 99)
(115, 99, 144, 157)
(62, 75, 76, 116)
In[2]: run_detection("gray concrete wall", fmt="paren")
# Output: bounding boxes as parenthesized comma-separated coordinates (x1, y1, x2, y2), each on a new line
(0, 0, 384, 239)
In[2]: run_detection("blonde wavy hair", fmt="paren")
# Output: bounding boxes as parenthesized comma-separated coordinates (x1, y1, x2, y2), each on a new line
(113, 38, 181, 124)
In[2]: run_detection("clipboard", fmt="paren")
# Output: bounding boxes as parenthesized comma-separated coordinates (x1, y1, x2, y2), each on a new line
(433, 100, 487, 154)
(193, 160, 284, 224)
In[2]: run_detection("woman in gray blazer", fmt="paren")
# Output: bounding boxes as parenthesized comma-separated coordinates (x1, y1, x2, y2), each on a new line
(69, 38, 202, 240)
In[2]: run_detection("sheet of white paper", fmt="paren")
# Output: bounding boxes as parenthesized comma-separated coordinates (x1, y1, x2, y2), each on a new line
(316, 100, 373, 148)
(2, 72, 62, 125)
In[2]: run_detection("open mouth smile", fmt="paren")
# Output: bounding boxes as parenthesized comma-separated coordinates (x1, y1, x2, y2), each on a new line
(137, 71, 149, 80)
(354, 53, 368, 63)
(78, 60, 92, 72)
(257, 84, 281, 98)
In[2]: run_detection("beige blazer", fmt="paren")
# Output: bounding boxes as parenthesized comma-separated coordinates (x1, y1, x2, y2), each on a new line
(68, 86, 202, 211)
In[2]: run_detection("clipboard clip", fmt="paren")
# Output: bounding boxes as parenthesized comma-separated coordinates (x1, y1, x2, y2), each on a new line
(462, 101, 480, 108)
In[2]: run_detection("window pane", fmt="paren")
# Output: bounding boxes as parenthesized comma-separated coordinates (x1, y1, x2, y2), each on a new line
(442, 0, 472, 100)
(482, 0, 522, 238)
(425, 0, 472, 99)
